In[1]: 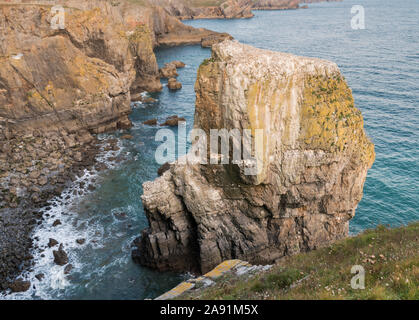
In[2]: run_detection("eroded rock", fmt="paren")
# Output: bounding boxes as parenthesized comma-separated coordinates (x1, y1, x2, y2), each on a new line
(53, 244, 69, 266)
(9, 279, 31, 293)
(133, 40, 375, 274)
(167, 78, 182, 90)
(160, 115, 186, 126)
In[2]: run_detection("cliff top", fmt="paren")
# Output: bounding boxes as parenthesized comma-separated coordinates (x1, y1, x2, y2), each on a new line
(180, 222, 419, 300)
(212, 39, 340, 78)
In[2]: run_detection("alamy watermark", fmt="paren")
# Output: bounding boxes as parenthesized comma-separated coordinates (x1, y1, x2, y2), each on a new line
(51, 5, 65, 30)
(351, 5, 365, 30)
(351, 265, 365, 289)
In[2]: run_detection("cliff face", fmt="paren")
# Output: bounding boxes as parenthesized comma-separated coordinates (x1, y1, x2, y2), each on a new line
(0, 1, 233, 290)
(133, 40, 375, 274)
(252, 0, 300, 10)
(0, 3, 155, 137)
(153, 0, 254, 20)
(0, 0, 231, 138)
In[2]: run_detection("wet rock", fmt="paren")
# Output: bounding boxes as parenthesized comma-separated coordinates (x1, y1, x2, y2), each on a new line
(76, 239, 86, 245)
(114, 212, 127, 220)
(167, 78, 182, 90)
(121, 135, 133, 140)
(35, 273, 44, 281)
(95, 163, 108, 172)
(143, 119, 158, 126)
(48, 238, 58, 248)
(157, 162, 171, 176)
(160, 115, 186, 127)
(53, 244, 69, 266)
(52, 219, 62, 227)
(64, 264, 73, 275)
(9, 279, 31, 293)
(144, 97, 157, 103)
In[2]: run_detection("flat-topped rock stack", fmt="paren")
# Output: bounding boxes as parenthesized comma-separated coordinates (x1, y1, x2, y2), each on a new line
(132, 40, 375, 274)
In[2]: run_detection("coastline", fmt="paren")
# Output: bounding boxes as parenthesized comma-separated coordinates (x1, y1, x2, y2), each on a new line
(0, 0, 415, 299)
(0, 0, 231, 294)
(0, 0, 353, 296)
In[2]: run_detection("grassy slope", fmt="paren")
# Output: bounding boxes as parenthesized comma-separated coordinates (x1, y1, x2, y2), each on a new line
(183, 223, 419, 300)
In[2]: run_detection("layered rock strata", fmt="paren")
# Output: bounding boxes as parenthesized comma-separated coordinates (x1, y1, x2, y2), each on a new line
(133, 40, 375, 274)
(0, 0, 230, 291)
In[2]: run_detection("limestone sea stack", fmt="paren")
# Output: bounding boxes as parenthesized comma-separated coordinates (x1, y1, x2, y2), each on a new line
(132, 40, 375, 274)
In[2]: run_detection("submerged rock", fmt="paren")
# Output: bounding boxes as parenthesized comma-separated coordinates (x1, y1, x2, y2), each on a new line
(133, 40, 375, 274)
(64, 264, 73, 275)
(35, 273, 44, 281)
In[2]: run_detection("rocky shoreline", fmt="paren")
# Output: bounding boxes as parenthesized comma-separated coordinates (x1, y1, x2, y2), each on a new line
(0, 0, 346, 295)
(0, 0, 230, 294)
(0, 127, 103, 292)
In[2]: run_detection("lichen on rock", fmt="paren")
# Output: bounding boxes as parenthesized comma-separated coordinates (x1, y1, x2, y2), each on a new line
(132, 40, 375, 274)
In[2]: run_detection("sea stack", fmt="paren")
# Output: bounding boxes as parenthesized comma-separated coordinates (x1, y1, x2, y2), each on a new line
(132, 40, 375, 274)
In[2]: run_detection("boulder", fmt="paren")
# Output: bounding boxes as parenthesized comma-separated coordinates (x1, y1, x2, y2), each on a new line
(143, 118, 158, 126)
(172, 61, 186, 68)
(133, 40, 375, 274)
(159, 63, 179, 78)
(9, 279, 31, 293)
(48, 238, 58, 248)
(160, 115, 186, 127)
(53, 244, 69, 266)
(167, 78, 182, 90)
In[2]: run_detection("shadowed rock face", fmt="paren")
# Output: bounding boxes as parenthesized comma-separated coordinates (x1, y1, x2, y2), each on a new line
(133, 40, 375, 274)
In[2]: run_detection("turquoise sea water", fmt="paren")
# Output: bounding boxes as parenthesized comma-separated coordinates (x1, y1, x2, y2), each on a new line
(4, 0, 418, 300)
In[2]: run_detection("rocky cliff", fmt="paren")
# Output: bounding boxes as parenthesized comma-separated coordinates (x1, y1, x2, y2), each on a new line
(0, 0, 231, 291)
(1, 2, 152, 137)
(153, 0, 254, 20)
(133, 40, 375, 274)
(252, 0, 299, 10)
(155, 0, 342, 17)
(0, 0, 231, 139)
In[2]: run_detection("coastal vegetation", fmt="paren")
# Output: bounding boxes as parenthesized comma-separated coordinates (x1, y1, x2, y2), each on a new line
(182, 223, 419, 300)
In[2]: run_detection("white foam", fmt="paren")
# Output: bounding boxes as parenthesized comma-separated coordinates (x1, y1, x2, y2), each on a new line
(1, 136, 128, 300)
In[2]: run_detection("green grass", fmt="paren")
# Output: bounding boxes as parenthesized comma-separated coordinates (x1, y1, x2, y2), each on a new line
(182, 223, 419, 300)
